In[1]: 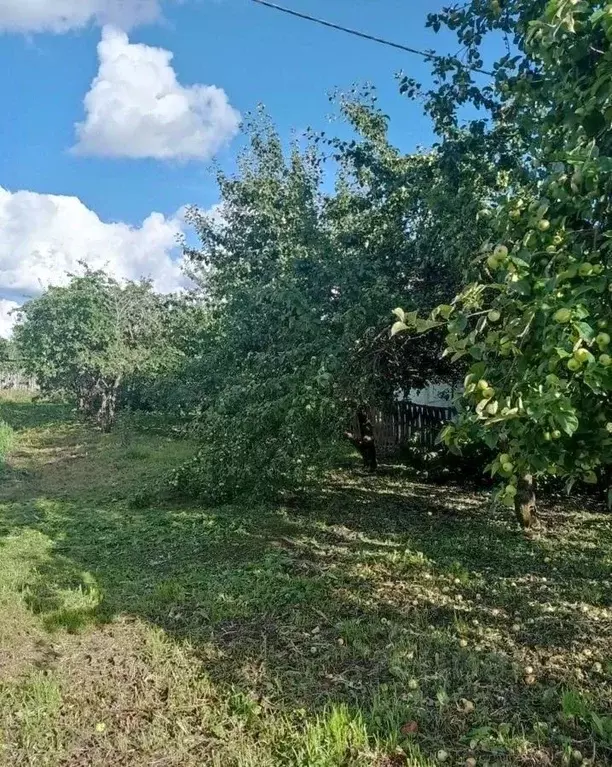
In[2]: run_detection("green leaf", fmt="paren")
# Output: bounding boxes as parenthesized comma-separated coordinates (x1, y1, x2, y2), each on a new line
(512, 254, 530, 269)
(574, 321, 595, 341)
(392, 307, 405, 322)
(438, 424, 454, 445)
(470, 361, 487, 378)
(555, 411, 579, 436)
(509, 279, 531, 296)
(483, 430, 498, 449)
(574, 305, 590, 320)
(582, 111, 606, 138)
(415, 318, 442, 333)
(449, 314, 468, 333)
(591, 712, 606, 738)
(391, 321, 409, 337)
(485, 411, 521, 424)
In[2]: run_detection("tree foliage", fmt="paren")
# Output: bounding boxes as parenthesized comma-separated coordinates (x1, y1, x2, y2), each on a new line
(177, 101, 493, 502)
(394, 0, 612, 522)
(14, 271, 173, 431)
(178, 116, 342, 500)
(119, 293, 212, 418)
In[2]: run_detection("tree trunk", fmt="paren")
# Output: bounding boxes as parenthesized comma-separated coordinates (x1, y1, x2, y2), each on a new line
(106, 384, 119, 431)
(96, 378, 120, 433)
(77, 379, 100, 418)
(514, 474, 537, 529)
(602, 465, 612, 510)
(345, 408, 378, 472)
(77, 385, 93, 414)
(97, 390, 110, 432)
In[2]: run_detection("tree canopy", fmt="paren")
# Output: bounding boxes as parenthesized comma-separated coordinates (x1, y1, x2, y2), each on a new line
(175, 101, 492, 502)
(394, 0, 612, 523)
(14, 271, 174, 431)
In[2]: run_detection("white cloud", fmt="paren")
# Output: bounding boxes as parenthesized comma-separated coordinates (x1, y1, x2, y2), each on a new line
(0, 186, 191, 298)
(0, 0, 164, 34)
(74, 26, 240, 161)
(0, 300, 20, 338)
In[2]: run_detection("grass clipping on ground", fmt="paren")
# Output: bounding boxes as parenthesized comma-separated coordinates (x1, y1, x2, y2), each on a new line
(0, 396, 611, 766)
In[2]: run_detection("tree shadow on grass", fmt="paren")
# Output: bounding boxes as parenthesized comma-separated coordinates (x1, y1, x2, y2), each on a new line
(2, 443, 612, 763)
(0, 401, 73, 431)
(304, 476, 612, 582)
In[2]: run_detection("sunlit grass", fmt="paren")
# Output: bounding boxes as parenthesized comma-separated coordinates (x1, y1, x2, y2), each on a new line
(0, 396, 610, 765)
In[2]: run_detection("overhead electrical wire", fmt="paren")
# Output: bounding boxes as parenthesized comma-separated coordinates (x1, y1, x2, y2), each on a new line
(250, 0, 494, 77)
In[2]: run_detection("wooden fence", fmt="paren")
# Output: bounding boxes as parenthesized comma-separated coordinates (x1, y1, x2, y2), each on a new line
(354, 402, 456, 456)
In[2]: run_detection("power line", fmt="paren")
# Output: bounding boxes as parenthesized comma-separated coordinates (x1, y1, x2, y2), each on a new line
(250, 0, 494, 77)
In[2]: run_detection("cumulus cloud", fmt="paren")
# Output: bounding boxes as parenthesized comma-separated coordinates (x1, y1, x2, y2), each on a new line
(73, 26, 241, 161)
(0, 299, 20, 338)
(0, 0, 164, 34)
(0, 186, 191, 298)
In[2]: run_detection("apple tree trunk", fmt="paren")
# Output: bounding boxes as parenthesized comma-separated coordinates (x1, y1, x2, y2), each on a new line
(514, 474, 536, 529)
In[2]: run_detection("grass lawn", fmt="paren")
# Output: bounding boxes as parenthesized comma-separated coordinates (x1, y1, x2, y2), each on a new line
(0, 396, 611, 766)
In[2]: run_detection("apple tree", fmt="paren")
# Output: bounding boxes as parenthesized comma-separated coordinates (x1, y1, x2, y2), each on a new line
(393, 0, 612, 525)
(14, 271, 170, 431)
(178, 102, 495, 502)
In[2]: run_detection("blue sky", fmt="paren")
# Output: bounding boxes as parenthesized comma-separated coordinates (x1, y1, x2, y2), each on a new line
(0, 0, 499, 333)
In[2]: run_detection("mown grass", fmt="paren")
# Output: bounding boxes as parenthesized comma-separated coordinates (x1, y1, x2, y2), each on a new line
(0, 396, 611, 766)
